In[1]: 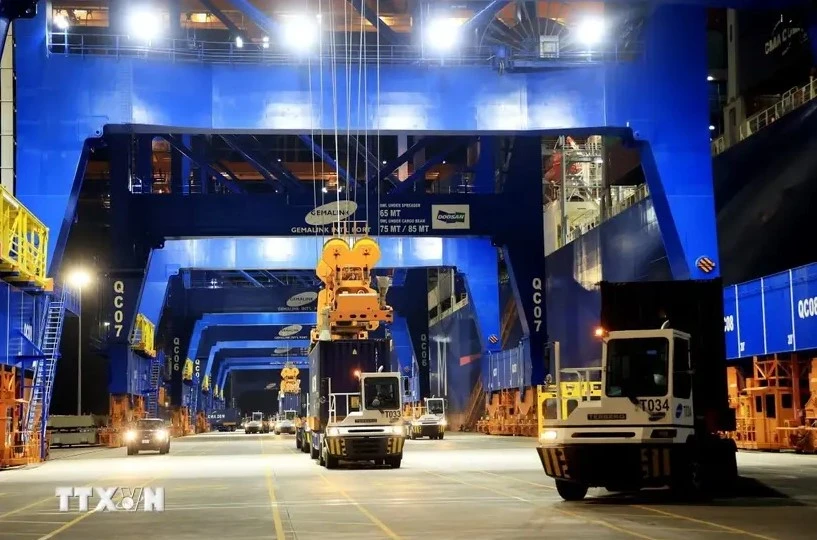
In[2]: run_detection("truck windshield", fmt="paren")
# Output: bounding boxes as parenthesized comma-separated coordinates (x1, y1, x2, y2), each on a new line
(605, 337, 669, 398)
(285, 411, 296, 420)
(252, 412, 263, 422)
(363, 378, 400, 410)
(137, 419, 165, 429)
(427, 399, 444, 415)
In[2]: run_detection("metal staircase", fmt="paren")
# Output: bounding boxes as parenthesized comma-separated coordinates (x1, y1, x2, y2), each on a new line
(24, 287, 70, 457)
(145, 354, 163, 418)
(462, 377, 485, 432)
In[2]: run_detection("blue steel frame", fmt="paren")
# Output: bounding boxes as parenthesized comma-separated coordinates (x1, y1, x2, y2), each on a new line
(19, 3, 807, 403)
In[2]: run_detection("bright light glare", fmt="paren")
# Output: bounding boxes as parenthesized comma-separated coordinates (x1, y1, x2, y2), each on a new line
(425, 18, 462, 52)
(67, 268, 92, 288)
(128, 8, 161, 41)
(282, 14, 320, 51)
(54, 14, 70, 31)
(707, 75, 715, 82)
(576, 17, 606, 47)
(235, 36, 244, 48)
(709, 125, 716, 131)
(262, 36, 270, 49)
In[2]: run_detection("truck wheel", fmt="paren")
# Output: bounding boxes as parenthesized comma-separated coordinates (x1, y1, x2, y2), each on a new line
(310, 442, 320, 460)
(127, 446, 135, 456)
(555, 480, 587, 501)
(438, 433, 444, 440)
(326, 454, 339, 469)
(296, 436, 302, 449)
(387, 457, 401, 469)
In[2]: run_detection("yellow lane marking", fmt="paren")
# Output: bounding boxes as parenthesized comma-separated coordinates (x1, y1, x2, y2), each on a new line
(318, 473, 401, 540)
(0, 443, 202, 522)
(260, 435, 286, 539)
(483, 471, 776, 540)
(37, 473, 164, 540)
(427, 471, 655, 540)
(633, 506, 777, 540)
(264, 468, 286, 539)
(35, 444, 208, 539)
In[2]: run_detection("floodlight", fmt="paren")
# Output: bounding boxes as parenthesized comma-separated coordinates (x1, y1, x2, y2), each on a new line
(576, 17, 606, 47)
(425, 17, 462, 52)
(235, 36, 244, 48)
(67, 268, 92, 288)
(54, 13, 70, 31)
(281, 14, 320, 52)
(127, 7, 162, 41)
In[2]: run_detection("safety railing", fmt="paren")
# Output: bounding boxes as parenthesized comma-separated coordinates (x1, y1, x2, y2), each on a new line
(0, 186, 51, 290)
(129, 313, 156, 357)
(712, 77, 817, 156)
(47, 30, 640, 68)
(557, 183, 649, 249)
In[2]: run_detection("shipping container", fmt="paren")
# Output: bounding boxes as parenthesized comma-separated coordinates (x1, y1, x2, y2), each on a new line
(599, 279, 733, 432)
(308, 339, 391, 431)
(278, 392, 301, 414)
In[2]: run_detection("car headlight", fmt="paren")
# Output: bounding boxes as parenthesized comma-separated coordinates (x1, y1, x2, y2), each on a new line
(124, 430, 136, 442)
(540, 430, 558, 442)
(155, 429, 169, 441)
(391, 425, 404, 436)
(327, 427, 340, 437)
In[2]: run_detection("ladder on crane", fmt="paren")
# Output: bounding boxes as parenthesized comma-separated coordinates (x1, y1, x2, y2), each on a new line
(145, 354, 163, 418)
(24, 287, 70, 458)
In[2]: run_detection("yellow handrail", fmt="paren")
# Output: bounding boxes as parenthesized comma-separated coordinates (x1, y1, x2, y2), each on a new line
(202, 375, 211, 392)
(129, 313, 156, 357)
(182, 359, 194, 381)
(0, 185, 52, 290)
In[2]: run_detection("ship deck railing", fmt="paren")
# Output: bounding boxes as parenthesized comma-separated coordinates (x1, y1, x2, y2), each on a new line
(712, 77, 817, 156)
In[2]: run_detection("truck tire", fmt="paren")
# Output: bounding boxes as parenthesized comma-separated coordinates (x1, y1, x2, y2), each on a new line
(387, 457, 401, 469)
(325, 454, 339, 469)
(310, 441, 320, 460)
(295, 435, 302, 450)
(438, 432, 444, 440)
(555, 480, 587, 501)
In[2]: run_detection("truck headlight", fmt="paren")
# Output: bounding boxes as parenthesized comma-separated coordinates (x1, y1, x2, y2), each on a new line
(540, 430, 558, 442)
(391, 425, 404, 436)
(124, 430, 136, 442)
(327, 427, 340, 437)
(439, 420, 447, 427)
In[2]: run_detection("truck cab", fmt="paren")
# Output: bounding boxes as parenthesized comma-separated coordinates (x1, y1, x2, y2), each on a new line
(409, 397, 447, 440)
(274, 410, 297, 435)
(538, 327, 736, 501)
(317, 372, 406, 469)
(245, 411, 264, 434)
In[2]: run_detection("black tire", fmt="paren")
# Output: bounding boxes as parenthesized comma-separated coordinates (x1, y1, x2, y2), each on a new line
(374, 459, 384, 466)
(439, 432, 444, 440)
(296, 435, 302, 449)
(310, 441, 320, 460)
(555, 480, 587, 501)
(409, 433, 416, 441)
(127, 446, 135, 456)
(302, 437, 310, 453)
(387, 457, 401, 469)
(325, 454, 339, 469)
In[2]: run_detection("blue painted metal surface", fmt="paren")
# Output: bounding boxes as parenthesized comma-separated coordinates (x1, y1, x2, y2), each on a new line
(139, 237, 499, 362)
(18, 4, 716, 283)
(203, 337, 311, 382)
(13, 4, 736, 401)
(721, 263, 817, 359)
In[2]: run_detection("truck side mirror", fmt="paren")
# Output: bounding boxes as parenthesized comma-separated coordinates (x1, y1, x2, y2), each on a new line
(402, 377, 411, 395)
